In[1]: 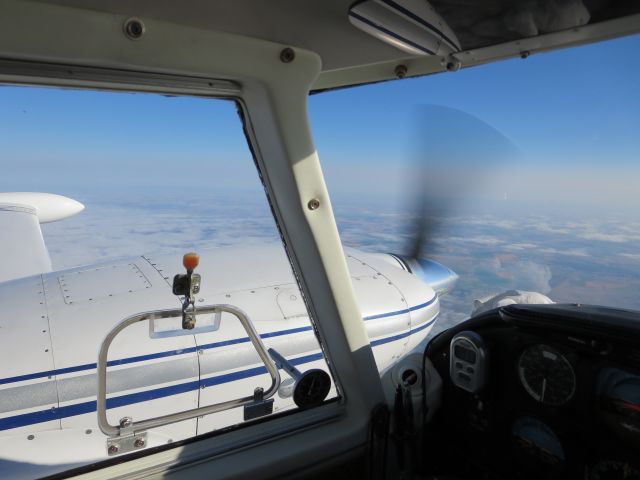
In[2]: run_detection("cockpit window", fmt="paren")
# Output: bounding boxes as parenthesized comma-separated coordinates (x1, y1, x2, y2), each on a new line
(0, 87, 338, 478)
(311, 34, 640, 338)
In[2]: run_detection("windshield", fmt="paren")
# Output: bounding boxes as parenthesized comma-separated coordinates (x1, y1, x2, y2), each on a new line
(310, 34, 640, 335)
(0, 89, 339, 478)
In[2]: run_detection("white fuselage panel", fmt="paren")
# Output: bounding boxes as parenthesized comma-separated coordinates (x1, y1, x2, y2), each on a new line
(0, 244, 438, 478)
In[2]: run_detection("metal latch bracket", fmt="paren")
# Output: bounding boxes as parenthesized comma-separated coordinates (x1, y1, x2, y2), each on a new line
(106, 431, 147, 456)
(243, 387, 274, 421)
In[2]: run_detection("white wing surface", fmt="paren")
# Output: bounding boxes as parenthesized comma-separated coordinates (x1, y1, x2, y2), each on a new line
(0, 193, 84, 283)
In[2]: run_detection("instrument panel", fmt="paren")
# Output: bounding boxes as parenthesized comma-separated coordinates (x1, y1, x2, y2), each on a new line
(424, 304, 640, 480)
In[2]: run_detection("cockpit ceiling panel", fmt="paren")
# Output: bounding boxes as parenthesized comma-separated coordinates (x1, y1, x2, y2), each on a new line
(38, 0, 640, 72)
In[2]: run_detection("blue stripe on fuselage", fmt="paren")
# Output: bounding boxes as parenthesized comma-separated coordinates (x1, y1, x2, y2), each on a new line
(0, 353, 324, 431)
(0, 314, 437, 431)
(0, 296, 436, 386)
(0, 326, 314, 386)
(363, 296, 437, 321)
(370, 314, 437, 346)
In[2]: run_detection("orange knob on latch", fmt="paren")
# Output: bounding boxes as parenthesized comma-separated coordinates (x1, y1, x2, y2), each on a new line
(183, 252, 200, 272)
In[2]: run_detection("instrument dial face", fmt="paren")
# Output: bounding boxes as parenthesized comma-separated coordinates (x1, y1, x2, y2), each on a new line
(293, 370, 332, 408)
(518, 344, 576, 406)
(512, 417, 565, 466)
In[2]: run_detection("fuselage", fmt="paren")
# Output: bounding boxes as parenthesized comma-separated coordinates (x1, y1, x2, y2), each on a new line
(0, 243, 438, 478)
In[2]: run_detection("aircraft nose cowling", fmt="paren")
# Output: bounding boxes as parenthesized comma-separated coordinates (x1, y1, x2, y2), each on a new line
(394, 256, 459, 297)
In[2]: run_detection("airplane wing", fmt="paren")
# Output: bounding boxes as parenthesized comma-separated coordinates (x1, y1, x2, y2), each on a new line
(0, 193, 84, 283)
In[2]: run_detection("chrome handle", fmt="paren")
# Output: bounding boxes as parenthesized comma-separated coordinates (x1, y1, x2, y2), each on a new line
(97, 304, 280, 437)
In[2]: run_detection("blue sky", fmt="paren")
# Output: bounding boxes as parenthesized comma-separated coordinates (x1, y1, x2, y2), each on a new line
(1, 33, 639, 196)
(310, 34, 640, 168)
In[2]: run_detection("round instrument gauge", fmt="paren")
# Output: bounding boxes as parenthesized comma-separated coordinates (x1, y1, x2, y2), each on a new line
(518, 344, 576, 406)
(597, 368, 640, 443)
(512, 417, 565, 466)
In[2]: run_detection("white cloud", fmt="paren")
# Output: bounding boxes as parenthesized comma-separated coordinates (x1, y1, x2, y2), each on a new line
(525, 221, 572, 235)
(475, 257, 553, 294)
(449, 235, 504, 246)
(580, 232, 640, 243)
(42, 192, 279, 270)
(538, 247, 589, 257)
(505, 242, 538, 250)
(455, 216, 520, 230)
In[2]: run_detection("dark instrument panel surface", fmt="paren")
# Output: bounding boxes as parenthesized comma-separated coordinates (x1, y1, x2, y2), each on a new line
(424, 304, 640, 480)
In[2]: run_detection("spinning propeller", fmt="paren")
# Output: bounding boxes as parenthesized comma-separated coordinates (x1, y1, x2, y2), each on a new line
(393, 105, 521, 295)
